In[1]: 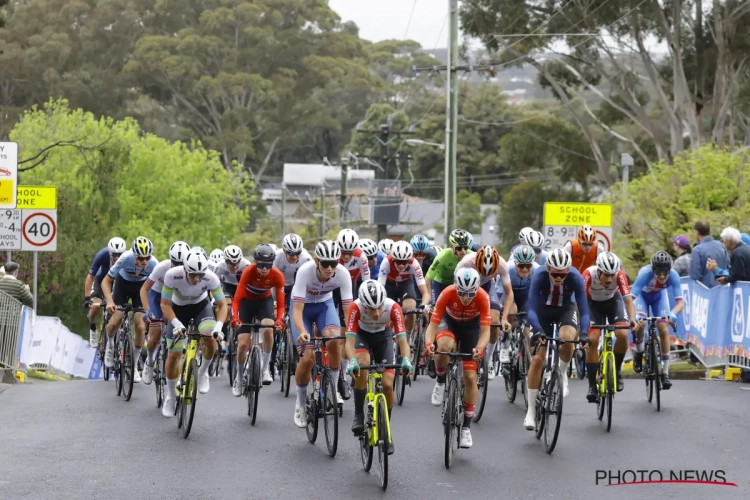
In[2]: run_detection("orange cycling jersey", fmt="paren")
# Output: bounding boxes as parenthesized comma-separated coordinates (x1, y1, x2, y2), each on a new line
(232, 264, 286, 322)
(430, 285, 491, 326)
(569, 239, 599, 273)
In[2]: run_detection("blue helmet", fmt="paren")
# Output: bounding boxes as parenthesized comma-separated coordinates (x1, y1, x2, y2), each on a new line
(410, 234, 430, 253)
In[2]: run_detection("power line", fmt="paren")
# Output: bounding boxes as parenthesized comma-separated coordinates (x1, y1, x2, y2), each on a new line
(403, 0, 418, 40)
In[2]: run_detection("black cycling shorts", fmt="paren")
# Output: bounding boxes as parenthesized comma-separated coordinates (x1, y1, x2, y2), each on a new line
(222, 282, 237, 300)
(435, 316, 481, 366)
(238, 296, 274, 334)
(588, 293, 627, 327)
(536, 303, 578, 337)
(384, 279, 417, 304)
(91, 278, 104, 300)
(354, 328, 395, 369)
(112, 275, 145, 308)
(165, 299, 214, 339)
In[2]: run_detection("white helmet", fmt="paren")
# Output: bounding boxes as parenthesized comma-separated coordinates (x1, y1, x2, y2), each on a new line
(518, 227, 534, 243)
(337, 228, 359, 252)
(546, 248, 572, 271)
(378, 238, 394, 255)
(184, 250, 210, 274)
(314, 240, 341, 261)
(268, 243, 278, 254)
(282, 233, 304, 253)
(391, 240, 413, 261)
(432, 245, 443, 253)
(454, 267, 481, 294)
(358, 238, 378, 258)
(191, 246, 207, 258)
(358, 280, 386, 309)
(108, 237, 127, 254)
(524, 230, 544, 249)
(596, 252, 621, 274)
(209, 248, 223, 264)
(132, 236, 153, 257)
(169, 241, 191, 264)
(223, 245, 243, 264)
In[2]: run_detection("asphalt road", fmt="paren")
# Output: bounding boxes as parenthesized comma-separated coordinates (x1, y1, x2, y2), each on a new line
(1, 372, 749, 500)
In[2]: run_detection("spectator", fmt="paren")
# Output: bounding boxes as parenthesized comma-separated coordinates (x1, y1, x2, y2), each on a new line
(707, 227, 750, 284)
(671, 234, 692, 277)
(0, 262, 33, 307)
(742, 233, 750, 246)
(689, 220, 729, 288)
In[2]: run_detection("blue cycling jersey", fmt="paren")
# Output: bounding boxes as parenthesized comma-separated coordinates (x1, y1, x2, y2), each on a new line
(630, 265, 683, 301)
(88, 247, 113, 284)
(498, 262, 540, 306)
(107, 250, 158, 282)
(527, 267, 590, 334)
(369, 251, 385, 278)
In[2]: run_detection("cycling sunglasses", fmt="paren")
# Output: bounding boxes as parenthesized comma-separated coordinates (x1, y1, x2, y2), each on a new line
(319, 260, 338, 269)
(188, 272, 205, 280)
(110, 252, 123, 259)
(414, 252, 426, 258)
(516, 263, 533, 270)
(549, 271, 568, 279)
(255, 261, 273, 270)
(394, 259, 409, 266)
(654, 268, 670, 277)
(285, 251, 301, 257)
(341, 251, 354, 257)
(454, 246, 469, 252)
(457, 290, 476, 298)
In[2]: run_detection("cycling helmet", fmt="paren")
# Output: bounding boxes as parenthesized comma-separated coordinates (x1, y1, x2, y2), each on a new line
(454, 267, 481, 293)
(358, 280, 386, 309)
(512, 245, 536, 265)
(518, 227, 534, 243)
(525, 230, 544, 249)
(432, 245, 443, 254)
(184, 250, 210, 274)
(209, 248, 223, 264)
(596, 252, 620, 274)
(475, 245, 500, 277)
(337, 228, 359, 252)
(253, 244, 275, 262)
(546, 248, 572, 271)
(108, 237, 127, 254)
(577, 224, 597, 243)
(651, 250, 672, 271)
(132, 236, 153, 257)
(449, 229, 472, 247)
(358, 238, 378, 258)
(410, 234, 430, 253)
(315, 240, 341, 261)
(268, 243, 278, 254)
(169, 241, 191, 264)
(391, 241, 413, 261)
(282, 233, 304, 253)
(191, 246, 207, 258)
(378, 238, 394, 255)
(223, 245, 243, 263)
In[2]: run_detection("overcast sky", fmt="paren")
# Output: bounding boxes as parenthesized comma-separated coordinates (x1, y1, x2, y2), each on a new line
(328, 0, 450, 49)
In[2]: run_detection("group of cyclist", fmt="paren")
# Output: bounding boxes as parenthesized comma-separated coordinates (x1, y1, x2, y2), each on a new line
(83, 221, 683, 449)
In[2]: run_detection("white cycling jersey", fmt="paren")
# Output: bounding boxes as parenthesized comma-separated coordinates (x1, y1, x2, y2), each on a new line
(274, 249, 313, 286)
(345, 298, 406, 335)
(146, 260, 173, 294)
(162, 267, 224, 306)
(291, 260, 352, 305)
(377, 255, 426, 286)
(340, 248, 370, 283)
(455, 253, 511, 286)
(582, 266, 632, 302)
(214, 258, 251, 286)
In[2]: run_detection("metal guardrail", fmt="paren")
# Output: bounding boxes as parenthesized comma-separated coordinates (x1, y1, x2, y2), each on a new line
(0, 289, 23, 370)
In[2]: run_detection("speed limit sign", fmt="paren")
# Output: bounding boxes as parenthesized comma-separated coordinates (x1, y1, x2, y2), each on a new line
(22, 210, 57, 251)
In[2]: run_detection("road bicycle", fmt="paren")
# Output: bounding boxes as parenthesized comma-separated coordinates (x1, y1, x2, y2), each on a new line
(277, 312, 297, 397)
(436, 350, 476, 469)
(153, 322, 168, 408)
(392, 340, 412, 406)
(113, 305, 144, 401)
(304, 335, 346, 457)
(503, 312, 529, 409)
(639, 317, 676, 412)
(591, 323, 616, 432)
(357, 360, 401, 491)
(403, 308, 427, 379)
(238, 322, 267, 426)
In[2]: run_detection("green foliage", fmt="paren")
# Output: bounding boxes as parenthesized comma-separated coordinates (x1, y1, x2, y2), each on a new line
(8, 99, 249, 333)
(435, 189, 490, 236)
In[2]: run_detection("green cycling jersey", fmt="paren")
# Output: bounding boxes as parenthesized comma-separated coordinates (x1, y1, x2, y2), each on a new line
(426, 248, 475, 284)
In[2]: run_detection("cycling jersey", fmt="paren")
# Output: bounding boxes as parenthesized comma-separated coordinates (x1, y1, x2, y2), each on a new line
(527, 267, 590, 334)
(291, 261, 353, 305)
(108, 250, 158, 282)
(232, 263, 286, 322)
(497, 261, 540, 306)
(378, 255, 426, 286)
(146, 260, 173, 294)
(340, 248, 370, 283)
(564, 240, 604, 273)
(214, 258, 251, 286)
(582, 266, 632, 302)
(455, 253, 511, 286)
(630, 265, 683, 301)
(88, 247, 114, 284)
(161, 267, 224, 306)
(273, 249, 312, 286)
(368, 251, 385, 278)
(431, 285, 491, 326)
(421, 247, 438, 273)
(345, 298, 406, 337)
(426, 248, 474, 285)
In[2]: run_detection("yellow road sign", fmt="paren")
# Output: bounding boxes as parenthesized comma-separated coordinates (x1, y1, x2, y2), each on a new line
(544, 202, 612, 227)
(16, 186, 57, 210)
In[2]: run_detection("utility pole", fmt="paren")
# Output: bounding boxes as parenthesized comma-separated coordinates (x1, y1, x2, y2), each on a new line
(340, 157, 349, 223)
(320, 185, 326, 239)
(281, 184, 286, 237)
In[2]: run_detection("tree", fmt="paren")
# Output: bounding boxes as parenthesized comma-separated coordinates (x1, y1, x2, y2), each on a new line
(0, 0, 7, 28)
(435, 189, 491, 236)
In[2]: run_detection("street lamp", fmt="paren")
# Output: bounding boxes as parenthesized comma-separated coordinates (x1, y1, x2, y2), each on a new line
(406, 138, 446, 150)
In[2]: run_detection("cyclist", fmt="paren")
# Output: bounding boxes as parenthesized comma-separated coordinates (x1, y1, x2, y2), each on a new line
(563, 224, 604, 273)
(523, 230, 549, 266)
(290, 240, 353, 427)
(102, 237, 158, 383)
(273, 233, 313, 311)
(630, 251, 684, 390)
(215, 245, 251, 299)
(378, 238, 394, 256)
(208, 248, 224, 272)
(410, 234, 435, 304)
(231, 244, 286, 394)
(524, 248, 590, 430)
(581, 252, 637, 401)
(359, 238, 384, 277)
(377, 240, 431, 333)
(424, 267, 489, 449)
(345, 280, 412, 452)
(139, 240, 191, 385)
(510, 227, 535, 254)
(160, 250, 227, 417)
(426, 229, 474, 303)
(84, 236, 126, 347)
(456, 245, 513, 380)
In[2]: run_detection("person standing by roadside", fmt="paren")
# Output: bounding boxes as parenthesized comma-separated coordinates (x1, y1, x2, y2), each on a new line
(689, 221, 728, 288)
(671, 235, 692, 277)
(707, 227, 750, 284)
(0, 262, 34, 308)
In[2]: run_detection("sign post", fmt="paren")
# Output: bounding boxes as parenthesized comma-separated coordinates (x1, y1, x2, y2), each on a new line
(543, 202, 613, 251)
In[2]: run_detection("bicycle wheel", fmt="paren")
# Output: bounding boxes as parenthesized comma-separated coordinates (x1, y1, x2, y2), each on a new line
(377, 397, 389, 490)
(493, 348, 501, 377)
(227, 334, 236, 387)
(122, 335, 134, 401)
(278, 334, 287, 393)
(444, 378, 458, 469)
(606, 359, 614, 432)
(575, 349, 586, 379)
(521, 336, 531, 410)
(534, 381, 545, 440)
(505, 354, 518, 403)
(360, 405, 374, 472)
(155, 347, 164, 408)
(543, 369, 564, 454)
(182, 358, 199, 439)
(321, 371, 339, 457)
(283, 331, 293, 397)
(644, 343, 654, 403)
(474, 358, 488, 422)
(596, 364, 605, 421)
(394, 345, 404, 405)
(114, 341, 123, 397)
(652, 339, 661, 412)
(247, 348, 261, 425)
(306, 373, 319, 444)
(410, 325, 422, 381)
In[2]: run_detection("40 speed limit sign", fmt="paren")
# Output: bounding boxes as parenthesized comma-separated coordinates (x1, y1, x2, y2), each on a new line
(22, 210, 57, 251)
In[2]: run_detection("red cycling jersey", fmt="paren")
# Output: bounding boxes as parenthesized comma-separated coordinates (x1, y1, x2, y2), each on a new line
(582, 266, 632, 302)
(345, 298, 407, 336)
(232, 264, 286, 322)
(431, 285, 491, 326)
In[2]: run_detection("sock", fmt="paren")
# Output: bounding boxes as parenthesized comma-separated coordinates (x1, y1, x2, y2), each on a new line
(662, 355, 670, 375)
(146, 347, 155, 365)
(526, 388, 539, 415)
(354, 388, 366, 416)
(133, 346, 141, 367)
(635, 340, 645, 353)
(166, 378, 177, 399)
(486, 342, 497, 361)
(463, 402, 475, 428)
(614, 352, 625, 374)
(436, 367, 447, 384)
(586, 363, 598, 388)
(330, 370, 340, 390)
(199, 356, 211, 376)
(500, 339, 509, 350)
(341, 359, 349, 375)
(107, 335, 113, 348)
(262, 351, 271, 372)
(560, 360, 570, 378)
(388, 407, 392, 421)
(296, 384, 307, 408)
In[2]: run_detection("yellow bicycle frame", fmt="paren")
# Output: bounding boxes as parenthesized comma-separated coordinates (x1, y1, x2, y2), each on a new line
(598, 328, 617, 396)
(365, 371, 392, 448)
(179, 329, 200, 402)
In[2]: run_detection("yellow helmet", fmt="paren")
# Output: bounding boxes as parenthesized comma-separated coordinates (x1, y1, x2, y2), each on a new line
(132, 236, 153, 257)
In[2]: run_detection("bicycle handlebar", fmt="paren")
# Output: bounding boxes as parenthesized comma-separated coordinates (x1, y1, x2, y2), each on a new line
(358, 363, 402, 372)
(310, 336, 347, 343)
(117, 305, 145, 313)
(434, 351, 476, 358)
(590, 324, 616, 331)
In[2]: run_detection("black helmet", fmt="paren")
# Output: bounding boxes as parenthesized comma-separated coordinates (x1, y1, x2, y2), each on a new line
(253, 244, 275, 262)
(651, 250, 672, 271)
